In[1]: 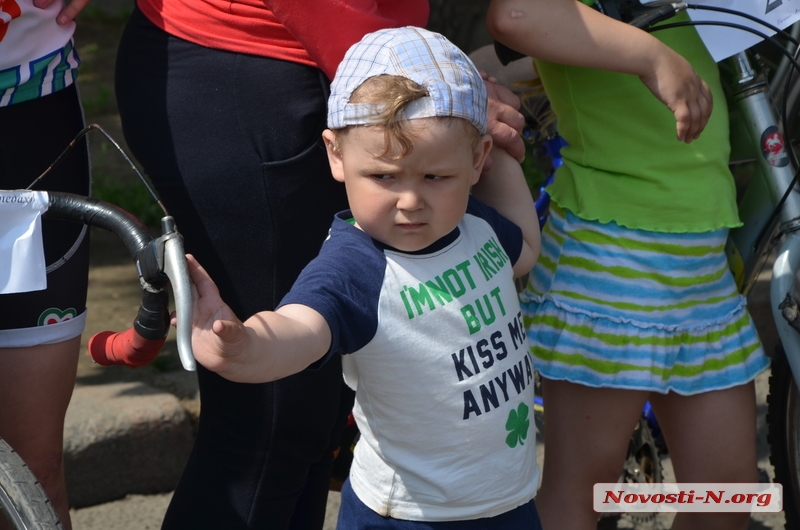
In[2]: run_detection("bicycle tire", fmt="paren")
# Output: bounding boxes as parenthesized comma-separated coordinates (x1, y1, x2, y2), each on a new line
(767, 346, 800, 530)
(0, 438, 63, 530)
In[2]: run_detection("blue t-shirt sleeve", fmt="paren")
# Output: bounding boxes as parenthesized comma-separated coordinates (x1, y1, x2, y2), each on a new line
(277, 224, 385, 364)
(466, 196, 524, 265)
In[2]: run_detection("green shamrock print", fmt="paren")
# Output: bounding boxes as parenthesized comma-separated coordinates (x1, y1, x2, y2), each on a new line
(505, 402, 530, 448)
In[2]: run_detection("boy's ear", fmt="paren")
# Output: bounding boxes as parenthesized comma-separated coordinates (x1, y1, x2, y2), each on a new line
(322, 129, 346, 183)
(472, 134, 493, 185)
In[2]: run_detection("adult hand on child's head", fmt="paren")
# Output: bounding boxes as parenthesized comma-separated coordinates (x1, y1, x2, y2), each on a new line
(185, 254, 250, 375)
(482, 72, 526, 173)
(33, 0, 90, 25)
(640, 49, 712, 143)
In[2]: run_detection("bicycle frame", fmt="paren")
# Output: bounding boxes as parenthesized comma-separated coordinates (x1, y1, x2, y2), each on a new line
(723, 49, 800, 390)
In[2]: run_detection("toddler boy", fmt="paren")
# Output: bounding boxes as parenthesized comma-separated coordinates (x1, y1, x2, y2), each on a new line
(187, 26, 542, 528)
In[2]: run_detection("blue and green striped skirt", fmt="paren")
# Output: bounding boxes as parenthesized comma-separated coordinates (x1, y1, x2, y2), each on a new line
(520, 205, 769, 395)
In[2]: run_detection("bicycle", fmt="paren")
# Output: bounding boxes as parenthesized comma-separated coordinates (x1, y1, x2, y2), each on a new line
(0, 125, 196, 529)
(493, 1, 800, 527)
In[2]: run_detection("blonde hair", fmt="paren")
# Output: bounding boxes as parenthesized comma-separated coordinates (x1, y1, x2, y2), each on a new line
(333, 75, 482, 158)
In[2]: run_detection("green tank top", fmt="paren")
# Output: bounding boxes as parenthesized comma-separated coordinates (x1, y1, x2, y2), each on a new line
(536, 12, 740, 233)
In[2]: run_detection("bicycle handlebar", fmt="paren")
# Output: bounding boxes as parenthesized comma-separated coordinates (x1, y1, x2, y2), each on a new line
(43, 191, 196, 371)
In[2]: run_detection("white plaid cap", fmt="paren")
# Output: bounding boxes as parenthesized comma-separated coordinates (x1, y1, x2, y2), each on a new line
(328, 27, 488, 134)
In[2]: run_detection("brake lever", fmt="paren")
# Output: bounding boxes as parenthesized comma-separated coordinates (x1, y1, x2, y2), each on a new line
(156, 217, 196, 371)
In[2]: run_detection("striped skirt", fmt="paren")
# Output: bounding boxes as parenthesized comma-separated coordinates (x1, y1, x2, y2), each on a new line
(520, 206, 769, 395)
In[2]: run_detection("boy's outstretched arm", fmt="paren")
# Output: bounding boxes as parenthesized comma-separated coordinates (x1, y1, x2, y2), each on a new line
(486, 0, 712, 143)
(471, 147, 541, 278)
(186, 255, 331, 383)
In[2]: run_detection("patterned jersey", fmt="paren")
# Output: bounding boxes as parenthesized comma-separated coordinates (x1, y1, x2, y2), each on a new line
(0, 0, 79, 106)
(280, 197, 540, 521)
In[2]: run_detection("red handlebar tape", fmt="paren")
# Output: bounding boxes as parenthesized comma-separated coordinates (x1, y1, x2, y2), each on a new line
(88, 328, 166, 367)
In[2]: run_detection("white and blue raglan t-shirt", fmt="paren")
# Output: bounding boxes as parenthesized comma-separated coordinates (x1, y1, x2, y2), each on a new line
(280, 197, 540, 521)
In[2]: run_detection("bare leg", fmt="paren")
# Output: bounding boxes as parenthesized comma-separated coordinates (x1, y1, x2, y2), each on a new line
(649, 382, 759, 530)
(536, 379, 649, 530)
(0, 336, 81, 530)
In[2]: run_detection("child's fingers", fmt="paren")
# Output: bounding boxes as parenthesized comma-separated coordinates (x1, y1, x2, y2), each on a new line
(675, 98, 692, 142)
(689, 82, 712, 141)
(675, 90, 713, 143)
(642, 51, 714, 143)
(190, 281, 199, 308)
(694, 82, 713, 140)
(186, 254, 222, 299)
(212, 319, 242, 344)
(185, 253, 200, 270)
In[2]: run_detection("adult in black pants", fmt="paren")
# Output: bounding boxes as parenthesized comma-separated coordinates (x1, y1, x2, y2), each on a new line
(115, 2, 428, 528)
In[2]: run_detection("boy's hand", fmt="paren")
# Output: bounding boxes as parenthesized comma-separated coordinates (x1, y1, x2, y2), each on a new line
(184, 254, 250, 374)
(639, 50, 712, 143)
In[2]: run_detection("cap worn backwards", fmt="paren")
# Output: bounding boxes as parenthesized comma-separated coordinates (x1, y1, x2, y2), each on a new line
(327, 27, 488, 135)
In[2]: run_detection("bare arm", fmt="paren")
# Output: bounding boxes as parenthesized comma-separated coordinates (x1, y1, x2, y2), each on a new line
(471, 147, 540, 278)
(186, 255, 331, 383)
(486, 0, 712, 142)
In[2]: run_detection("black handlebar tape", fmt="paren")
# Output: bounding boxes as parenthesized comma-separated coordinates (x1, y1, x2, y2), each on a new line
(44, 191, 171, 368)
(44, 191, 153, 258)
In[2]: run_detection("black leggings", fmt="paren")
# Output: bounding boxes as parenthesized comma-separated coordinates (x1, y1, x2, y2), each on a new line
(115, 8, 353, 529)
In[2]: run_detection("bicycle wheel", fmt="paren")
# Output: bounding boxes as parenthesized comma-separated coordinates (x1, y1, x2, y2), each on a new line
(0, 438, 63, 530)
(767, 346, 800, 529)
